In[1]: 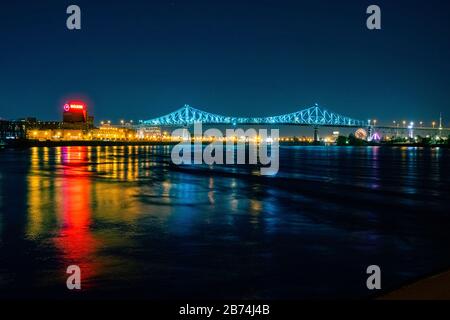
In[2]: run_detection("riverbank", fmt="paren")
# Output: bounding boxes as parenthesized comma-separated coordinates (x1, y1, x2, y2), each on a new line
(380, 269, 450, 300)
(2, 139, 179, 148)
(1, 139, 449, 148)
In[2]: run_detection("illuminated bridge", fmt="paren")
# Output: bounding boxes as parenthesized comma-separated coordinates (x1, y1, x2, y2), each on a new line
(141, 104, 366, 127)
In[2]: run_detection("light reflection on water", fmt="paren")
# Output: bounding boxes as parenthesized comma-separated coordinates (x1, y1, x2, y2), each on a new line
(0, 145, 449, 299)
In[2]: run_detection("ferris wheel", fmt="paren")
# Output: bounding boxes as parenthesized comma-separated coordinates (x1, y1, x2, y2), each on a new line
(355, 128, 368, 140)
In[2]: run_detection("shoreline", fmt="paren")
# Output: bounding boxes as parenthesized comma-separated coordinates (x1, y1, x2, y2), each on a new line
(1, 140, 179, 148)
(1, 140, 449, 149)
(379, 269, 450, 300)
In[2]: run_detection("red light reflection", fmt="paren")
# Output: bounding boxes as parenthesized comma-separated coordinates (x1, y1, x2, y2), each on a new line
(54, 147, 100, 288)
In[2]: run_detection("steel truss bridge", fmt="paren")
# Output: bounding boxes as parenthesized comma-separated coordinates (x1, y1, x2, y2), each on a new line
(140, 104, 366, 127)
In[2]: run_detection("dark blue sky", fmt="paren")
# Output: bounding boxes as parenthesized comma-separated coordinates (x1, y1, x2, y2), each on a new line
(1, 0, 449, 124)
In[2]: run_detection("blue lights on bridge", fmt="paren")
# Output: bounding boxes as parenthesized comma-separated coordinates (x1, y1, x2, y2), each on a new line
(141, 104, 365, 127)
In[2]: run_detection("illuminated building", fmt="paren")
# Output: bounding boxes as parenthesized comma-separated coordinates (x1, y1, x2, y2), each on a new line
(91, 126, 137, 141)
(137, 126, 162, 139)
(62, 101, 94, 129)
(63, 101, 87, 123)
(27, 129, 86, 141)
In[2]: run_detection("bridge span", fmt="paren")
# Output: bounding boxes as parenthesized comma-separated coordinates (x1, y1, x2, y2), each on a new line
(140, 104, 366, 127)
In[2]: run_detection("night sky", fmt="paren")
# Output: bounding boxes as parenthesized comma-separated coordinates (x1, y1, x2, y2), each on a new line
(1, 0, 449, 125)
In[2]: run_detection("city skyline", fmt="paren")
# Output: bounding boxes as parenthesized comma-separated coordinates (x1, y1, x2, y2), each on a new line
(1, 0, 450, 123)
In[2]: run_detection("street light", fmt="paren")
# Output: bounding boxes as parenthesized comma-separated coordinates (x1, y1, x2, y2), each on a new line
(373, 119, 377, 126)
(432, 121, 436, 128)
(402, 120, 406, 127)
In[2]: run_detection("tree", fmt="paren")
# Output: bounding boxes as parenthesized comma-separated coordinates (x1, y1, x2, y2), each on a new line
(336, 136, 348, 146)
(348, 134, 366, 146)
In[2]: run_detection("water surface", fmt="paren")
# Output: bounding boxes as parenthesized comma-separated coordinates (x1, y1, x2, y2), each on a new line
(0, 145, 449, 299)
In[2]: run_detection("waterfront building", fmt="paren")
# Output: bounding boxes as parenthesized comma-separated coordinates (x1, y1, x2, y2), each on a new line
(91, 126, 137, 141)
(62, 101, 94, 130)
(0, 120, 26, 140)
(27, 129, 86, 141)
(137, 126, 162, 139)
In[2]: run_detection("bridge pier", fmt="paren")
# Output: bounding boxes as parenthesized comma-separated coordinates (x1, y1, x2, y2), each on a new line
(367, 126, 372, 140)
(313, 127, 319, 143)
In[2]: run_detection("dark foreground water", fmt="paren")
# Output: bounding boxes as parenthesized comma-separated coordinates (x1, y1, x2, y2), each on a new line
(0, 145, 449, 299)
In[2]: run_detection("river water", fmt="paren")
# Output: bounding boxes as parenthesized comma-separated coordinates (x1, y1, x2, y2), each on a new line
(0, 145, 449, 299)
